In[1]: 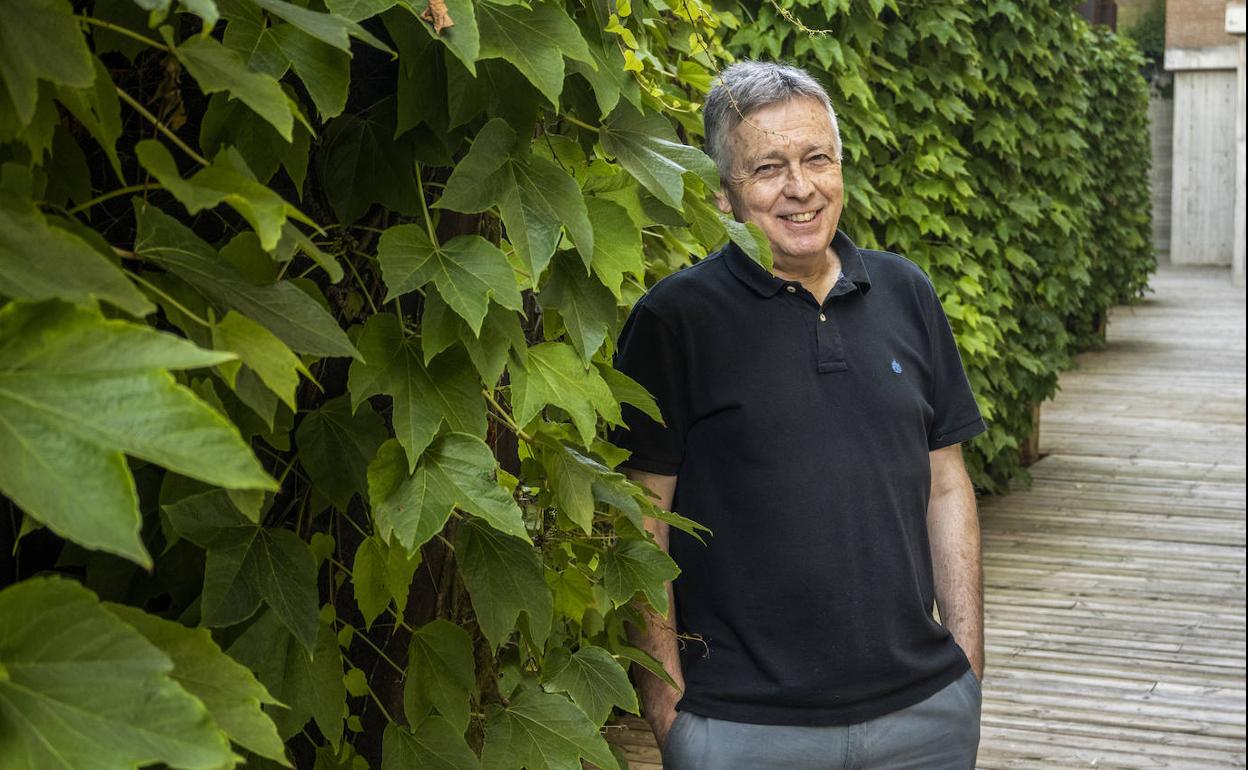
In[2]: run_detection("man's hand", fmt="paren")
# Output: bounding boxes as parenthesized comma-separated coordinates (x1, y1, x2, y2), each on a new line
(927, 443, 985, 682)
(655, 709, 681, 749)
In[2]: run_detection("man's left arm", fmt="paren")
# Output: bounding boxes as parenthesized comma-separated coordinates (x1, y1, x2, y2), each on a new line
(927, 443, 984, 682)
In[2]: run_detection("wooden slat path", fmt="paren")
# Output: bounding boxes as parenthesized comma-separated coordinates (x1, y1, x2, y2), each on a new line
(603, 266, 1246, 769)
(976, 266, 1246, 770)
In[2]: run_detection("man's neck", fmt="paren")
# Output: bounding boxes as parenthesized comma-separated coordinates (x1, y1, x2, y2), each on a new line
(772, 245, 843, 294)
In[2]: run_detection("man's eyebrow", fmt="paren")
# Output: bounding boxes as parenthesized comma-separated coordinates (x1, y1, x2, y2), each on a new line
(746, 143, 835, 165)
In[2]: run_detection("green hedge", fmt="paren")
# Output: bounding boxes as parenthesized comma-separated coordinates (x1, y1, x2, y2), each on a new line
(731, 0, 1154, 489)
(0, 0, 1151, 767)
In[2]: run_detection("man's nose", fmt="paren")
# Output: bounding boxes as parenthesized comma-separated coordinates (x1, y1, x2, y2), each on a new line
(783, 164, 814, 198)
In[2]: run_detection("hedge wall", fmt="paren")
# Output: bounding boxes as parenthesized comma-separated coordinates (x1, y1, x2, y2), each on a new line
(0, 0, 1152, 768)
(731, 0, 1154, 489)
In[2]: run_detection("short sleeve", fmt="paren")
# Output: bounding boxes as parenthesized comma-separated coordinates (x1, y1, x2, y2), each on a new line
(605, 299, 688, 475)
(923, 281, 987, 450)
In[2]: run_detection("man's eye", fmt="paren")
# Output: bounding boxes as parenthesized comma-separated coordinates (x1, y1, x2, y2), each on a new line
(755, 164, 779, 174)
(808, 154, 830, 163)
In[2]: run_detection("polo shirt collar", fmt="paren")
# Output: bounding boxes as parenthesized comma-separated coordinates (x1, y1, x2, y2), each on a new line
(724, 229, 872, 298)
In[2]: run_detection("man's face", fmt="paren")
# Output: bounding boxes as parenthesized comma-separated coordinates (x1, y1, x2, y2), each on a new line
(715, 97, 844, 265)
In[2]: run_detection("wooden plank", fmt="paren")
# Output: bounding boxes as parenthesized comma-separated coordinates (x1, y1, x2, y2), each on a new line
(977, 266, 1247, 769)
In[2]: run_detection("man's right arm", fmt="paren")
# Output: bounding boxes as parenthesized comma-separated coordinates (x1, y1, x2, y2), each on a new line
(621, 467, 685, 748)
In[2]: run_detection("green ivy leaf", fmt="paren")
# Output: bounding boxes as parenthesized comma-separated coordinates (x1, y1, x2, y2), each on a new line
(86, 0, 148, 61)
(327, 0, 397, 21)
(402, 619, 476, 733)
(207, 528, 319, 649)
(437, 118, 593, 285)
(135, 140, 309, 251)
(378, 224, 523, 336)
(221, 0, 289, 76)
(133, 200, 358, 359)
(569, 0, 641, 117)
(612, 644, 679, 691)
(720, 215, 774, 271)
(476, 0, 592, 106)
(43, 125, 92, 207)
(367, 435, 527, 552)
(540, 645, 639, 725)
(296, 395, 388, 510)
(537, 251, 616, 363)
(540, 442, 599, 535)
(382, 718, 482, 770)
(0, 0, 94, 126)
(602, 537, 680, 615)
(352, 534, 421, 628)
(131, 0, 220, 28)
(0, 577, 232, 770)
(317, 98, 420, 224)
(173, 32, 296, 141)
(349, 313, 486, 471)
(278, 222, 342, 282)
(213, 310, 310, 410)
(0, 301, 274, 567)
(337, 669, 366, 702)
(600, 103, 718, 210)
(399, 0, 479, 73)
(453, 517, 553, 653)
(596, 364, 662, 425)
(54, 56, 125, 181)
(105, 603, 290, 766)
(480, 682, 620, 770)
(267, 23, 351, 118)
(200, 91, 311, 191)
(546, 567, 596, 625)
(250, 0, 392, 53)
(509, 342, 620, 446)
(420, 292, 527, 387)
(228, 610, 346, 751)
(585, 197, 643, 300)
(0, 194, 153, 317)
(162, 486, 257, 548)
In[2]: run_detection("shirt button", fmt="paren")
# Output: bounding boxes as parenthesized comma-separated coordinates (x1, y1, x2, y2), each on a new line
(819, 313, 827, 322)
(785, 285, 796, 293)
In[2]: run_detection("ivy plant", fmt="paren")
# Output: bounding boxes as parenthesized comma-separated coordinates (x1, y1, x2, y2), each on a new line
(0, 0, 1152, 767)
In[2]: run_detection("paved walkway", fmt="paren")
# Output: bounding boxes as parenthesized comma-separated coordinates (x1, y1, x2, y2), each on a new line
(604, 266, 1246, 769)
(977, 266, 1246, 769)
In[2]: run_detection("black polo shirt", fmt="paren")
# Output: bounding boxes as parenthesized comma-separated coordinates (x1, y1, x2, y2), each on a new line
(608, 229, 986, 726)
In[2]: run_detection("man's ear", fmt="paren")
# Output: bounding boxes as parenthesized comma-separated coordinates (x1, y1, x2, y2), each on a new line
(715, 187, 734, 216)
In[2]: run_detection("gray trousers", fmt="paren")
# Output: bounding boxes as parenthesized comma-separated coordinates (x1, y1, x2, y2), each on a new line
(661, 669, 982, 770)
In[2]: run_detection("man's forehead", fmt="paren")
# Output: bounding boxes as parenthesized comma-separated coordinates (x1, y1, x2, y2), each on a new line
(728, 100, 834, 145)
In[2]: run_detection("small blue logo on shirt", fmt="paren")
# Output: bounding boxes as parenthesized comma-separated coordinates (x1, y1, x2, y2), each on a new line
(891, 359, 903, 374)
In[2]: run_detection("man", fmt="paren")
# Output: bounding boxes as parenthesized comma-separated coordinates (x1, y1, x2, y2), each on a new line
(608, 61, 986, 769)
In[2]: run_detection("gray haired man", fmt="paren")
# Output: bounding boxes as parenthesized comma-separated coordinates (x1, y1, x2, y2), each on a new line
(609, 61, 986, 768)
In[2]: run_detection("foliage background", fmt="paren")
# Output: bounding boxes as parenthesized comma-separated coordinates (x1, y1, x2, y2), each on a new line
(0, 0, 1153, 768)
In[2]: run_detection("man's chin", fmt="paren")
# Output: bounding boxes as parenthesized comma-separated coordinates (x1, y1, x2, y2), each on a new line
(771, 236, 834, 262)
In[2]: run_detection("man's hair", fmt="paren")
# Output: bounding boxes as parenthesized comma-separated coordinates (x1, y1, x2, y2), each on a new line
(703, 60, 843, 182)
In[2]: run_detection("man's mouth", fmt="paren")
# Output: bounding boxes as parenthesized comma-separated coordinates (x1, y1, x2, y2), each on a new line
(779, 209, 820, 223)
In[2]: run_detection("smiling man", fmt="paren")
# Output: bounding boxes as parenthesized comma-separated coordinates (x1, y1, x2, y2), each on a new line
(609, 61, 987, 769)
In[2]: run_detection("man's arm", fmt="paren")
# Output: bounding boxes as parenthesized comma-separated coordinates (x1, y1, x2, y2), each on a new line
(620, 467, 685, 747)
(927, 443, 985, 681)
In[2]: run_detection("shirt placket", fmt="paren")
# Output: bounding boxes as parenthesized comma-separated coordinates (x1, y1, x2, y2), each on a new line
(783, 272, 852, 374)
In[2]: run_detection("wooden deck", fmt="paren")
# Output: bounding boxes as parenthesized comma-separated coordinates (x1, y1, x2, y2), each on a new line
(977, 266, 1246, 769)
(603, 266, 1247, 769)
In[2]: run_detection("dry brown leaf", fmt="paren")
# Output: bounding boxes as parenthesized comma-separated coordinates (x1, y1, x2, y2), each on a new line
(421, 0, 455, 33)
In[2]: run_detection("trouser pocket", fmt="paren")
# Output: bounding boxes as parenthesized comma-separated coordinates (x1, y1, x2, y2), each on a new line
(660, 711, 700, 769)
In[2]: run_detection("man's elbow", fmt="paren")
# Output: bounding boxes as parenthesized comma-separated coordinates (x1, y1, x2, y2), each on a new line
(622, 466, 678, 511)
